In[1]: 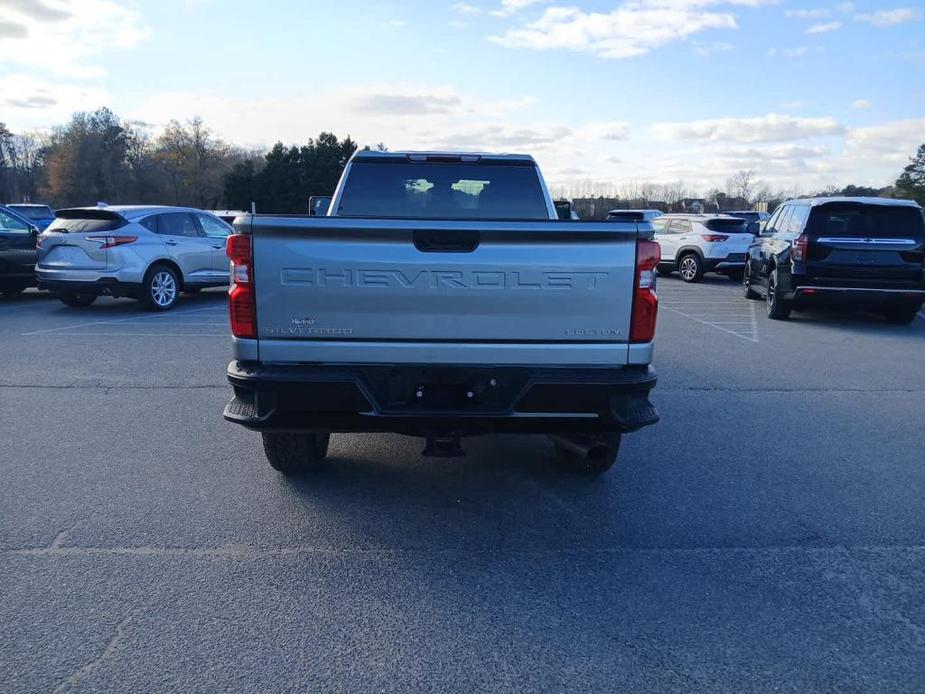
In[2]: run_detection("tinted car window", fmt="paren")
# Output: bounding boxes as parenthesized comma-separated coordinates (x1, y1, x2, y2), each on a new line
(772, 206, 793, 235)
(47, 211, 126, 233)
(337, 161, 549, 220)
(8, 205, 53, 221)
(808, 203, 925, 239)
(784, 205, 810, 235)
(669, 220, 692, 234)
(0, 209, 31, 233)
(158, 213, 200, 237)
(197, 214, 231, 238)
(764, 206, 783, 233)
(705, 218, 749, 233)
(139, 216, 158, 233)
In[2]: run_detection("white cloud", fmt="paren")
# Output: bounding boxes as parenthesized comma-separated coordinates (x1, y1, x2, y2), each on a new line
(851, 99, 871, 110)
(785, 8, 831, 18)
(713, 144, 831, 159)
(766, 46, 810, 57)
(0, 73, 110, 126)
(489, 2, 752, 59)
(692, 40, 734, 55)
(0, 0, 149, 78)
(855, 7, 922, 26)
(777, 100, 807, 110)
(807, 20, 841, 33)
(574, 122, 631, 140)
(651, 113, 844, 143)
(490, 0, 545, 16)
(451, 2, 483, 14)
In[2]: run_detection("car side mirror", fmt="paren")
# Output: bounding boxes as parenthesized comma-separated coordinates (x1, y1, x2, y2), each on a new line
(309, 195, 332, 216)
(29, 225, 39, 236)
(553, 200, 572, 220)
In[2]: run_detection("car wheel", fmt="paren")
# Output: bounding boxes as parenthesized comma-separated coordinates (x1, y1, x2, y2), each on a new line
(766, 269, 791, 320)
(262, 432, 331, 475)
(143, 264, 180, 311)
(655, 266, 673, 277)
(883, 305, 920, 325)
(57, 292, 97, 308)
(553, 433, 621, 475)
(743, 264, 761, 300)
(677, 254, 703, 283)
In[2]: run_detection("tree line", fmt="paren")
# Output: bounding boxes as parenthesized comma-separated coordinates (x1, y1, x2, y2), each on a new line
(1, 107, 924, 213)
(0, 108, 360, 213)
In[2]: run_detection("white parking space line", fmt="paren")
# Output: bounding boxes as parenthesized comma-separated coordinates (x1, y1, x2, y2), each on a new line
(660, 280, 760, 342)
(22, 306, 224, 336)
(32, 332, 228, 337)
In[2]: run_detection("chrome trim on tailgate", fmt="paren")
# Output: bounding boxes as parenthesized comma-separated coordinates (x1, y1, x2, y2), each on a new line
(817, 237, 917, 245)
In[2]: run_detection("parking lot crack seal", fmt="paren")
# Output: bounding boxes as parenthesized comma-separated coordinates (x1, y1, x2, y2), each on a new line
(52, 612, 134, 693)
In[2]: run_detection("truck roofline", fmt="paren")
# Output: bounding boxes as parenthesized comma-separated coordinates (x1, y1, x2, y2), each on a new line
(349, 150, 537, 164)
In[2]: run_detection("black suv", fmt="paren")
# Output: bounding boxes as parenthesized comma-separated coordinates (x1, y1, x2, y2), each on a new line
(743, 197, 925, 323)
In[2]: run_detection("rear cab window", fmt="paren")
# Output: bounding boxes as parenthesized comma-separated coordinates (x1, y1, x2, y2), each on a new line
(336, 158, 550, 220)
(808, 203, 925, 239)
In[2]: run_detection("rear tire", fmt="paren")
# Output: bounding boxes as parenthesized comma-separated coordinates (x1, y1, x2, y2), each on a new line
(262, 432, 331, 476)
(677, 253, 704, 283)
(743, 264, 761, 300)
(554, 433, 621, 476)
(57, 293, 97, 308)
(142, 264, 180, 311)
(883, 305, 920, 325)
(766, 269, 791, 320)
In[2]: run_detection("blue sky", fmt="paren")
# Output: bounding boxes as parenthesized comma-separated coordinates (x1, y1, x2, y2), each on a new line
(1, 0, 923, 193)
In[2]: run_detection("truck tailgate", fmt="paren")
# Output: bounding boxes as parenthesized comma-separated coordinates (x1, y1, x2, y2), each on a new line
(250, 217, 640, 365)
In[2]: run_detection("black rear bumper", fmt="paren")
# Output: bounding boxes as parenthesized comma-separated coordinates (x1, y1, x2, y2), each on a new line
(224, 361, 659, 436)
(785, 285, 925, 306)
(37, 278, 143, 297)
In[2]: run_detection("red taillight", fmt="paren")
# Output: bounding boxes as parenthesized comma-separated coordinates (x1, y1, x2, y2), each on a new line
(226, 234, 256, 339)
(792, 234, 808, 262)
(631, 239, 660, 343)
(86, 235, 138, 249)
(701, 234, 729, 243)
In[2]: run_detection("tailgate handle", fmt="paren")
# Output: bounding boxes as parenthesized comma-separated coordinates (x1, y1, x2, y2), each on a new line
(413, 230, 479, 253)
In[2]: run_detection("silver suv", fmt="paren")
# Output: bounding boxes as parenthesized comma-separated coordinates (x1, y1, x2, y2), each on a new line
(36, 205, 232, 310)
(653, 213, 754, 282)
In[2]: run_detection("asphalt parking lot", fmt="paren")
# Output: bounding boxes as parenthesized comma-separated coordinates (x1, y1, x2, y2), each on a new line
(2, 279, 924, 692)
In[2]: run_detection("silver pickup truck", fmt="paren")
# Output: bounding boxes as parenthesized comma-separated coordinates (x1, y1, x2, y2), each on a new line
(223, 151, 660, 475)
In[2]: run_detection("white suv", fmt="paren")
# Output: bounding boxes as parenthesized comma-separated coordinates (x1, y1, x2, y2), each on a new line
(653, 214, 754, 282)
